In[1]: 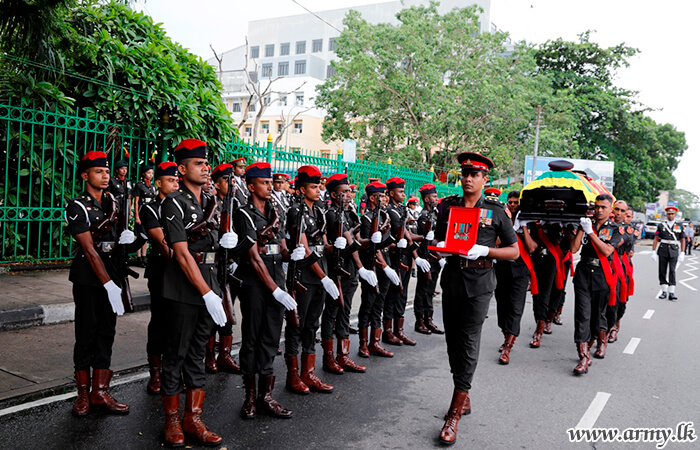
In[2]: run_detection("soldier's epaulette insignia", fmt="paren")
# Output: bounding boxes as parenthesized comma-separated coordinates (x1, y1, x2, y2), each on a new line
(484, 197, 505, 208)
(165, 191, 182, 199)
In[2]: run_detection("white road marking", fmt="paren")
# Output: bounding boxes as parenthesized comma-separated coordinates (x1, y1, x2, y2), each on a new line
(656, 289, 663, 298)
(637, 250, 653, 255)
(575, 392, 611, 429)
(678, 255, 698, 291)
(643, 309, 655, 319)
(623, 337, 641, 354)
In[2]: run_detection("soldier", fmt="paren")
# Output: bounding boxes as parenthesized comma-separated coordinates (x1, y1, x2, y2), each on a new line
(233, 161, 297, 420)
(413, 184, 446, 336)
(358, 177, 381, 215)
(356, 182, 401, 358)
(140, 161, 179, 395)
(652, 205, 686, 300)
(483, 187, 501, 203)
(434, 152, 519, 445)
(494, 190, 537, 364)
(230, 157, 249, 207)
(570, 194, 622, 376)
(607, 200, 635, 345)
(159, 139, 237, 447)
(383, 177, 432, 347)
(271, 172, 291, 223)
(64, 151, 136, 417)
(320, 173, 378, 375)
(133, 164, 156, 267)
(284, 165, 341, 394)
(108, 159, 130, 201)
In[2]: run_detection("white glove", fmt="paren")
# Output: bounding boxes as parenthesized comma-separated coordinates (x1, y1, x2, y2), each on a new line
(580, 217, 593, 235)
(272, 287, 297, 310)
(397, 238, 408, 249)
(202, 290, 227, 326)
(371, 231, 382, 244)
(321, 276, 340, 299)
(118, 230, 136, 245)
(436, 241, 446, 248)
(465, 244, 490, 260)
(103, 280, 125, 316)
(219, 231, 238, 249)
(383, 266, 401, 285)
(358, 267, 378, 287)
(291, 245, 306, 261)
(415, 256, 431, 272)
(439, 258, 447, 269)
(651, 251, 658, 262)
(425, 231, 435, 241)
(679, 253, 685, 263)
(228, 262, 238, 275)
(334, 237, 347, 250)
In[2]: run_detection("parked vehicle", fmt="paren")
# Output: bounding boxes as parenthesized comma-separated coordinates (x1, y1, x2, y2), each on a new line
(645, 220, 661, 239)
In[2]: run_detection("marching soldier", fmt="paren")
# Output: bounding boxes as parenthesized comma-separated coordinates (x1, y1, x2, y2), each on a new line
(284, 165, 341, 395)
(140, 161, 179, 395)
(271, 173, 291, 223)
(159, 139, 237, 447)
(65, 151, 136, 417)
(570, 194, 622, 376)
(652, 205, 685, 300)
(133, 164, 156, 267)
(320, 173, 378, 375)
(230, 157, 249, 206)
(434, 152, 519, 445)
(232, 161, 297, 420)
(607, 200, 635, 344)
(383, 177, 432, 347)
(413, 184, 445, 335)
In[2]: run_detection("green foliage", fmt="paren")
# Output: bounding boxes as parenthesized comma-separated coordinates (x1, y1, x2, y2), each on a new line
(670, 189, 700, 220)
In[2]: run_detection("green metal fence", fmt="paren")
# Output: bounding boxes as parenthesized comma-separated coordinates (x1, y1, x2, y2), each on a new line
(1, 97, 459, 264)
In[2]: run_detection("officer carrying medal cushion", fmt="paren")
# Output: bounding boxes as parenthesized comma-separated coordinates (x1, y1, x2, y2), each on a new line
(64, 151, 137, 417)
(158, 138, 237, 447)
(651, 205, 685, 300)
(433, 151, 519, 446)
(140, 161, 179, 395)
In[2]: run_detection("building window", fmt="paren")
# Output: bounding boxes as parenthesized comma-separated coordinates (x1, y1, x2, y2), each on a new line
(312, 39, 323, 53)
(277, 121, 284, 133)
(244, 126, 252, 137)
(263, 95, 271, 106)
(326, 64, 336, 78)
(329, 37, 337, 52)
(278, 61, 289, 76)
(279, 95, 287, 106)
(261, 122, 269, 134)
(261, 63, 273, 78)
(232, 102, 241, 113)
(294, 60, 306, 75)
(296, 41, 306, 54)
(248, 101, 256, 112)
(280, 42, 290, 56)
(295, 93, 304, 106)
(290, 147, 301, 154)
(320, 149, 331, 159)
(265, 44, 274, 57)
(250, 46, 259, 59)
(293, 121, 303, 134)
(248, 71, 258, 83)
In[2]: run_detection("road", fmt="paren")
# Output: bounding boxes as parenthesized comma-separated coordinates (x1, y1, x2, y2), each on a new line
(1, 250, 698, 449)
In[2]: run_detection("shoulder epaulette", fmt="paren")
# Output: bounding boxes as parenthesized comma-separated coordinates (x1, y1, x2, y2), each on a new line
(165, 191, 181, 200)
(484, 197, 506, 208)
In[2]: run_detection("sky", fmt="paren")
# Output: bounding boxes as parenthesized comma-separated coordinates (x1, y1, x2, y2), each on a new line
(133, 0, 699, 200)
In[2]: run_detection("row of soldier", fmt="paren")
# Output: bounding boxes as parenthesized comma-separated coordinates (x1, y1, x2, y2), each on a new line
(64, 144, 647, 447)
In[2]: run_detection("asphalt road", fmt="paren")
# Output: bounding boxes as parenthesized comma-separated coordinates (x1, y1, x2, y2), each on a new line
(1, 250, 698, 449)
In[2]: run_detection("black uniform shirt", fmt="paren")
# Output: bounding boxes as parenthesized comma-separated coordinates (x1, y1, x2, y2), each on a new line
(139, 197, 167, 280)
(108, 176, 129, 201)
(270, 190, 290, 229)
(575, 220, 622, 291)
(326, 203, 358, 278)
(435, 195, 517, 297)
(655, 220, 683, 257)
(134, 181, 157, 210)
(387, 202, 413, 265)
(416, 207, 437, 259)
(233, 199, 285, 287)
(65, 191, 119, 287)
(160, 185, 220, 304)
(359, 207, 392, 269)
(287, 201, 328, 284)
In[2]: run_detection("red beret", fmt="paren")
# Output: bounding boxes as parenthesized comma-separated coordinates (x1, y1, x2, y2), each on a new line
(211, 163, 233, 181)
(326, 173, 349, 191)
(297, 165, 322, 184)
(173, 139, 207, 163)
(419, 184, 437, 196)
(245, 162, 272, 179)
(155, 161, 178, 178)
(365, 181, 387, 194)
(484, 188, 501, 196)
(386, 177, 405, 191)
(79, 151, 108, 173)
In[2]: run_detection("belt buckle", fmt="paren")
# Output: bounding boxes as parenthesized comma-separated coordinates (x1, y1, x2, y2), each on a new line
(98, 241, 114, 253)
(266, 244, 280, 255)
(204, 252, 216, 264)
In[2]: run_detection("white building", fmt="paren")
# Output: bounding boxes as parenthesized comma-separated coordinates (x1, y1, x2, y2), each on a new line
(208, 0, 493, 156)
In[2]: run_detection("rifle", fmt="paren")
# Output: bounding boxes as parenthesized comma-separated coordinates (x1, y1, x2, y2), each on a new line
(91, 192, 119, 238)
(188, 197, 220, 242)
(114, 186, 139, 313)
(367, 194, 395, 293)
(419, 201, 439, 281)
(331, 194, 352, 308)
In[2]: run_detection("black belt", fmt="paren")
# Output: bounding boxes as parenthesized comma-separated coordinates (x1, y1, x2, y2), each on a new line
(95, 241, 116, 254)
(258, 244, 281, 255)
(584, 257, 600, 267)
(449, 257, 493, 269)
(191, 251, 218, 264)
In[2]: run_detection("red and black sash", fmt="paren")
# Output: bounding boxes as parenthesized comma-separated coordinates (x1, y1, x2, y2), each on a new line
(621, 253, 635, 296)
(537, 226, 565, 290)
(611, 252, 628, 304)
(590, 224, 617, 306)
(517, 235, 539, 295)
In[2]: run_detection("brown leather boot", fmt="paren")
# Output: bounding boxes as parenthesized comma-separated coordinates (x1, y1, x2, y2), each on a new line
(72, 370, 90, 417)
(498, 334, 516, 365)
(204, 336, 217, 374)
(608, 321, 620, 344)
(285, 356, 310, 395)
(395, 317, 417, 346)
(322, 339, 344, 375)
(182, 389, 222, 446)
(336, 338, 366, 373)
(594, 330, 608, 359)
(426, 311, 444, 334)
(543, 312, 556, 335)
(241, 374, 256, 420)
(300, 353, 334, 393)
(415, 314, 431, 335)
(162, 394, 185, 447)
(554, 304, 563, 325)
(358, 328, 370, 358)
(573, 342, 590, 375)
(382, 319, 402, 345)
(216, 336, 241, 373)
(530, 320, 545, 348)
(89, 369, 129, 415)
(369, 328, 394, 357)
(443, 390, 471, 419)
(257, 375, 292, 418)
(439, 388, 468, 445)
(147, 355, 162, 395)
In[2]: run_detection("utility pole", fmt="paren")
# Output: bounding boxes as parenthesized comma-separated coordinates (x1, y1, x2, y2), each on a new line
(531, 105, 542, 183)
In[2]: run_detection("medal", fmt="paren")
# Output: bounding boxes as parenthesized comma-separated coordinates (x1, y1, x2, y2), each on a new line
(192, 213, 198, 220)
